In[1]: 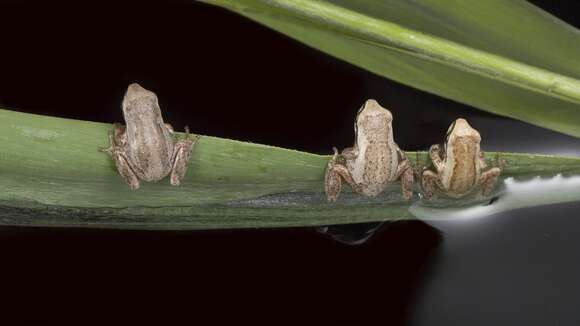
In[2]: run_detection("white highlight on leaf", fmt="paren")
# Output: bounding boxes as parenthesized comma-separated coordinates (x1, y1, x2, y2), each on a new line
(13, 125, 61, 141)
(410, 174, 580, 220)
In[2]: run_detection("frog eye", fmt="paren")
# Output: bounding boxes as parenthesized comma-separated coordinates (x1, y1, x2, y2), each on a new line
(446, 120, 456, 135)
(445, 120, 456, 138)
(442, 121, 454, 146)
(354, 104, 365, 133)
(356, 104, 365, 118)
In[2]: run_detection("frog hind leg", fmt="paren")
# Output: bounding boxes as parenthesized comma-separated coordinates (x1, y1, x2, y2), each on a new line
(169, 126, 199, 186)
(394, 149, 414, 200)
(420, 169, 441, 200)
(420, 144, 447, 200)
(100, 124, 141, 190)
(325, 147, 361, 202)
(110, 151, 141, 190)
(479, 166, 501, 197)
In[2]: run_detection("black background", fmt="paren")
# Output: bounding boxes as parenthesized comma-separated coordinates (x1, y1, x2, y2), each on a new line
(1, 1, 580, 325)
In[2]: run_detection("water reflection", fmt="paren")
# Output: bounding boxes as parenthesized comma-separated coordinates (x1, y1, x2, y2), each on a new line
(412, 201, 580, 326)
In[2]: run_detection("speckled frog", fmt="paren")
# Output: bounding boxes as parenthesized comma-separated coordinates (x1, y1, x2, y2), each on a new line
(325, 99, 414, 202)
(421, 118, 503, 199)
(101, 83, 198, 190)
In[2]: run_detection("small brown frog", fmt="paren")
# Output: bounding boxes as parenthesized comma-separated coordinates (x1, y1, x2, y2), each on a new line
(325, 99, 414, 202)
(101, 83, 197, 190)
(421, 118, 503, 199)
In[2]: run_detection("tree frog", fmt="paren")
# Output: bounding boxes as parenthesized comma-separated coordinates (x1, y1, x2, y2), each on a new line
(100, 83, 198, 190)
(420, 118, 503, 199)
(325, 99, 414, 202)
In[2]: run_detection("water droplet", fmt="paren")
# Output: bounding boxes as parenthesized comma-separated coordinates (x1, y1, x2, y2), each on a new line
(316, 222, 384, 245)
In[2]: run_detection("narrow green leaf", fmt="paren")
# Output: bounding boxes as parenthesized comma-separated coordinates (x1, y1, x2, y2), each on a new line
(201, 0, 580, 138)
(1, 109, 580, 229)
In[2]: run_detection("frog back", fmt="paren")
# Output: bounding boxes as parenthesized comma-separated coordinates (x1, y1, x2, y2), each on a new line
(441, 140, 480, 196)
(349, 143, 398, 196)
(126, 122, 175, 181)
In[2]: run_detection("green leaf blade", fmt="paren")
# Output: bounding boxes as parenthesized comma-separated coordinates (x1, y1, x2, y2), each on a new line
(2, 109, 580, 229)
(0, 109, 326, 209)
(201, 0, 580, 137)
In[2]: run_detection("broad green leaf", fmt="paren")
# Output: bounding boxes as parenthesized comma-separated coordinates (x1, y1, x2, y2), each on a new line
(201, 0, 580, 138)
(1, 109, 580, 229)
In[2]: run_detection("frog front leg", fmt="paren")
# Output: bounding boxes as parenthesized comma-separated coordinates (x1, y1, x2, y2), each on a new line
(428, 144, 445, 173)
(100, 123, 141, 190)
(169, 126, 199, 186)
(325, 147, 361, 202)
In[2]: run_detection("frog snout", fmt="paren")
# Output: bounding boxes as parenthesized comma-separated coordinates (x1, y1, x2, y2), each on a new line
(128, 83, 145, 92)
(123, 83, 158, 107)
(125, 83, 148, 100)
(360, 99, 392, 120)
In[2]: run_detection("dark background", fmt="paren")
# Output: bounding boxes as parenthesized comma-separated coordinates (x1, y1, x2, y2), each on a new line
(1, 1, 580, 325)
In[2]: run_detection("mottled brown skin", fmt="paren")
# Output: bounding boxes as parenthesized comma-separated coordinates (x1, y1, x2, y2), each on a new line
(421, 118, 503, 199)
(100, 83, 198, 190)
(325, 99, 414, 202)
